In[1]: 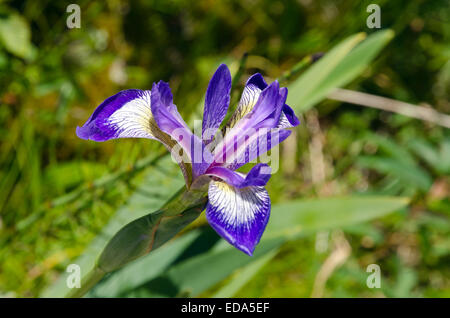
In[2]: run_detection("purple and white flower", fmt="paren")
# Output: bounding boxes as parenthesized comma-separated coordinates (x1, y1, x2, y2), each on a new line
(76, 64, 299, 255)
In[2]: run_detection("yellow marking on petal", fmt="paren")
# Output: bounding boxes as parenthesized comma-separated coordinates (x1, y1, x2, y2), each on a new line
(208, 179, 269, 228)
(226, 84, 261, 129)
(108, 90, 193, 185)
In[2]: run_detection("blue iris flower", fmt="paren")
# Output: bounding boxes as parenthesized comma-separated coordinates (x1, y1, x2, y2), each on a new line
(77, 64, 299, 255)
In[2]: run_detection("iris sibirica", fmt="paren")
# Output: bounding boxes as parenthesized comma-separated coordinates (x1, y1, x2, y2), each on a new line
(77, 64, 299, 255)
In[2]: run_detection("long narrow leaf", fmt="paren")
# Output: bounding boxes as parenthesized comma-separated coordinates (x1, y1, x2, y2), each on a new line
(211, 248, 279, 298)
(287, 30, 394, 113)
(42, 156, 185, 297)
(90, 196, 409, 297)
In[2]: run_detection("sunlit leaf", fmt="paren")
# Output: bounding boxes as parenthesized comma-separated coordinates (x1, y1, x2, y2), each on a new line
(287, 32, 366, 112)
(41, 157, 185, 297)
(357, 156, 432, 192)
(287, 29, 394, 113)
(211, 248, 279, 298)
(0, 14, 32, 58)
(90, 196, 408, 297)
(265, 196, 409, 239)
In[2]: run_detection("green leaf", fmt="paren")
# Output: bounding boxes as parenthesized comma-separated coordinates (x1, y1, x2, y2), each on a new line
(287, 32, 366, 112)
(287, 29, 394, 113)
(211, 248, 279, 298)
(363, 133, 416, 167)
(88, 229, 204, 297)
(0, 14, 32, 58)
(382, 258, 418, 298)
(44, 161, 108, 191)
(357, 156, 432, 192)
(409, 138, 450, 174)
(265, 196, 409, 239)
(409, 139, 440, 168)
(90, 196, 408, 297)
(41, 157, 185, 297)
(97, 199, 206, 273)
(122, 237, 284, 298)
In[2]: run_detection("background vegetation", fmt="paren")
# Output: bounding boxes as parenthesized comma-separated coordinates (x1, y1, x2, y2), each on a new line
(0, 0, 448, 297)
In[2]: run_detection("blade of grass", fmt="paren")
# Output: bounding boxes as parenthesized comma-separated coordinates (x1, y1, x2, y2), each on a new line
(287, 30, 394, 113)
(286, 32, 366, 112)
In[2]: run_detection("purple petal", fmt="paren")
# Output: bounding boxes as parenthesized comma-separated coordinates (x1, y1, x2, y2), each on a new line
(237, 81, 282, 131)
(214, 126, 291, 170)
(202, 64, 231, 144)
(254, 85, 287, 130)
(76, 89, 159, 142)
(150, 81, 190, 134)
(244, 164, 272, 186)
(205, 163, 272, 188)
(214, 83, 282, 161)
(246, 73, 267, 90)
(151, 81, 212, 177)
(277, 104, 300, 129)
(206, 180, 271, 256)
(225, 74, 268, 129)
(76, 88, 196, 186)
(227, 73, 299, 130)
(233, 128, 291, 170)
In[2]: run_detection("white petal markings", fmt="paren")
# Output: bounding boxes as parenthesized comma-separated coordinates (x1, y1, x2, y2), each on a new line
(206, 180, 270, 255)
(107, 90, 156, 138)
(227, 84, 261, 129)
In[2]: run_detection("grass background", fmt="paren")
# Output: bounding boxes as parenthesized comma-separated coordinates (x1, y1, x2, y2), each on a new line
(0, 0, 448, 297)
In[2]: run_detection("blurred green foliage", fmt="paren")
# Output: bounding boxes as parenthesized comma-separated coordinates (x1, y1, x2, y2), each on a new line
(0, 0, 448, 297)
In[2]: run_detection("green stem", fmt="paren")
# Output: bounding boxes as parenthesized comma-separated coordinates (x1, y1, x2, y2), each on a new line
(64, 184, 208, 298)
(66, 267, 106, 298)
(231, 52, 248, 93)
(277, 53, 323, 83)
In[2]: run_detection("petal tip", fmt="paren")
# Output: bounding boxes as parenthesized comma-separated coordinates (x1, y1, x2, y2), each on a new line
(282, 104, 300, 127)
(76, 125, 89, 140)
(206, 182, 270, 257)
(247, 73, 267, 89)
(236, 242, 255, 256)
(214, 64, 232, 85)
(217, 63, 230, 72)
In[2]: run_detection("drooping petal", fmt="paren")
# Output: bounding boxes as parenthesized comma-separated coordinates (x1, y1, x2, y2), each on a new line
(76, 89, 165, 142)
(205, 163, 272, 188)
(202, 64, 231, 144)
(76, 88, 194, 185)
(206, 179, 271, 255)
(151, 81, 213, 178)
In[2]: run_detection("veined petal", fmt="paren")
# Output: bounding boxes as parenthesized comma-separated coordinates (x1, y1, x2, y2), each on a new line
(277, 104, 300, 129)
(237, 81, 282, 131)
(214, 125, 291, 170)
(150, 81, 190, 134)
(213, 82, 283, 162)
(206, 179, 270, 255)
(202, 64, 231, 144)
(227, 74, 299, 130)
(151, 81, 213, 178)
(226, 73, 267, 129)
(76, 89, 164, 142)
(76, 88, 194, 185)
(228, 129, 292, 171)
(205, 163, 272, 188)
